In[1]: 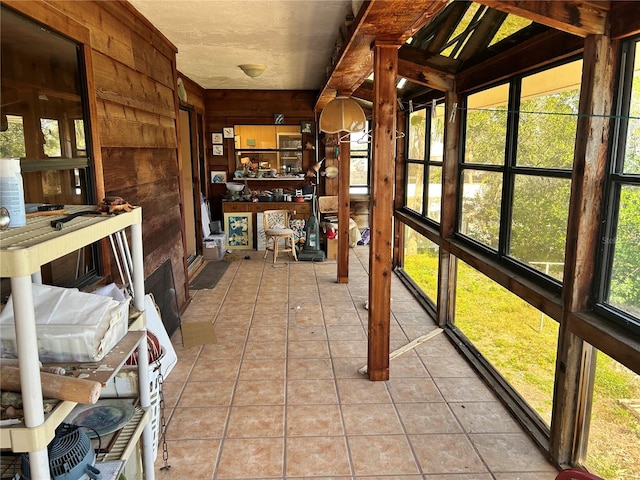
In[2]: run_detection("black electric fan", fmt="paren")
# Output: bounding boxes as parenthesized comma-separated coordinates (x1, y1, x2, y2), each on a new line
(21, 423, 101, 480)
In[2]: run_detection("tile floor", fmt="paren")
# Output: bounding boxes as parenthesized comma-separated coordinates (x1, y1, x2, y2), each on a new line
(153, 246, 559, 480)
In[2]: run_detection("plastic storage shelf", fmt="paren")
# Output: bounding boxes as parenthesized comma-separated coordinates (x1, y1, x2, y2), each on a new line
(0, 206, 154, 480)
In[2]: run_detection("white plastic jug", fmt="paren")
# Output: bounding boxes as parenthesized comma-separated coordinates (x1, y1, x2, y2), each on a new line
(0, 158, 26, 227)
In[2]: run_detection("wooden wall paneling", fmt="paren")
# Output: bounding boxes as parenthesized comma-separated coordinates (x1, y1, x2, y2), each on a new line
(367, 42, 399, 382)
(337, 132, 351, 283)
(97, 101, 178, 148)
(179, 73, 206, 112)
(93, 52, 175, 117)
(550, 33, 619, 466)
(101, 148, 179, 190)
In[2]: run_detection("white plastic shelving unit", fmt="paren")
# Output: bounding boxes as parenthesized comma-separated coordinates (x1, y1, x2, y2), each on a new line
(0, 206, 154, 480)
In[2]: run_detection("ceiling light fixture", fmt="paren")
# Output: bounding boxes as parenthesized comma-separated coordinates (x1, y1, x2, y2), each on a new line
(239, 64, 267, 78)
(319, 96, 366, 134)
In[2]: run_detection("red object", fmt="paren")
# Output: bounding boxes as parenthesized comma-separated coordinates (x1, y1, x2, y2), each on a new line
(555, 468, 604, 480)
(125, 331, 162, 365)
(326, 227, 336, 239)
(294, 196, 305, 202)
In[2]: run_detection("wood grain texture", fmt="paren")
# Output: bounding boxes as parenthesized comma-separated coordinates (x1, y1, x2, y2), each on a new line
(367, 44, 398, 381)
(474, 0, 609, 37)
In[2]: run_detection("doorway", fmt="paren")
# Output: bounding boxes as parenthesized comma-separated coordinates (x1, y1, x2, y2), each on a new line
(179, 108, 199, 265)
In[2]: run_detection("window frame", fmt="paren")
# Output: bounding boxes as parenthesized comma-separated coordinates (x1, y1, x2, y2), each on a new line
(404, 101, 444, 226)
(456, 56, 582, 292)
(594, 35, 640, 335)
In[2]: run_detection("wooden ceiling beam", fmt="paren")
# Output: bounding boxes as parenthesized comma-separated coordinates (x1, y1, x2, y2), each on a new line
(315, 0, 449, 112)
(457, 29, 583, 93)
(397, 58, 454, 92)
(473, 1, 609, 37)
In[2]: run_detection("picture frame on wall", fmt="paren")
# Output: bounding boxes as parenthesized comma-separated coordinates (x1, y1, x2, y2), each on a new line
(300, 120, 313, 134)
(211, 171, 227, 183)
(212, 145, 224, 156)
(223, 127, 234, 139)
(224, 212, 253, 250)
(211, 133, 223, 144)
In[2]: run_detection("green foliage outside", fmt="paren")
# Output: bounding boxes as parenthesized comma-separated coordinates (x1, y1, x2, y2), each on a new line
(0, 119, 26, 158)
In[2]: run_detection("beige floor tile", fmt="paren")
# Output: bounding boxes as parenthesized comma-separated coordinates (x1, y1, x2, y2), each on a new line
(432, 377, 498, 403)
(449, 401, 523, 433)
(153, 439, 219, 480)
(286, 404, 344, 436)
(216, 437, 284, 478)
(238, 358, 286, 380)
(387, 377, 444, 403)
(233, 379, 286, 405)
(336, 378, 392, 404)
(348, 435, 420, 476)
(250, 311, 290, 325)
(332, 357, 366, 378)
(326, 325, 367, 341)
(165, 406, 228, 440)
(285, 436, 352, 477)
(190, 358, 240, 381)
(388, 352, 431, 378)
(288, 324, 328, 341)
(177, 380, 235, 407)
(287, 339, 330, 358)
(328, 340, 368, 357)
(226, 405, 285, 437)
(396, 402, 463, 434)
(493, 473, 558, 480)
(248, 325, 288, 342)
(409, 433, 488, 475)
(287, 379, 338, 405)
(469, 433, 559, 473)
(341, 403, 404, 435)
(287, 358, 334, 379)
(244, 340, 287, 359)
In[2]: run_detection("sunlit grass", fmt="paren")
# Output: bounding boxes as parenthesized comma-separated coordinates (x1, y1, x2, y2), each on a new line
(403, 252, 640, 479)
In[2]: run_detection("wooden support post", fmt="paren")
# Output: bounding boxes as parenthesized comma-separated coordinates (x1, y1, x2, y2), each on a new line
(437, 91, 461, 328)
(550, 34, 618, 465)
(367, 42, 399, 381)
(337, 132, 351, 283)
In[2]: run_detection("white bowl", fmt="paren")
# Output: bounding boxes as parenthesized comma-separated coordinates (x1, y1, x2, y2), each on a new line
(226, 182, 244, 192)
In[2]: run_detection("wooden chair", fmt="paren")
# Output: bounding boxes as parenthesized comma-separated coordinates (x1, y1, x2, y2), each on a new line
(262, 209, 298, 263)
(555, 468, 604, 480)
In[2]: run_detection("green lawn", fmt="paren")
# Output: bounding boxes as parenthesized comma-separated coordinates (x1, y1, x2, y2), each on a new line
(404, 251, 640, 479)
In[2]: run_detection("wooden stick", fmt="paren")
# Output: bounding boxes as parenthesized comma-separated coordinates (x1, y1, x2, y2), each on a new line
(0, 366, 101, 404)
(359, 328, 444, 375)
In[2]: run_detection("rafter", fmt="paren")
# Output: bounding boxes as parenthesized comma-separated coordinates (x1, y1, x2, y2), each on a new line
(397, 58, 454, 92)
(315, 0, 449, 112)
(474, 0, 609, 37)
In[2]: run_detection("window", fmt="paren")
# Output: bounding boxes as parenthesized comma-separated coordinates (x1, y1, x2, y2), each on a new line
(459, 59, 582, 283)
(402, 225, 439, 305)
(597, 37, 640, 332)
(350, 126, 369, 194)
(455, 259, 558, 427)
(1, 6, 95, 288)
(405, 104, 444, 223)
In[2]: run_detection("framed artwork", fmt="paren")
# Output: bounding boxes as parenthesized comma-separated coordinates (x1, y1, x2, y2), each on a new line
(211, 171, 227, 183)
(223, 127, 234, 138)
(224, 212, 253, 250)
(300, 120, 313, 134)
(212, 145, 224, 156)
(274, 113, 285, 124)
(211, 133, 223, 144)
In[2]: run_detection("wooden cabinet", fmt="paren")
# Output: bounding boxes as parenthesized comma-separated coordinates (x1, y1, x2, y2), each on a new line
(223, 201, 310, 249)
(234, 125, 303, 174)
(0, 206, 154, 480)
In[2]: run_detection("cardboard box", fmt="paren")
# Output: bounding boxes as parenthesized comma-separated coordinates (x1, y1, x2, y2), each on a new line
(326, 238, 337, 260)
